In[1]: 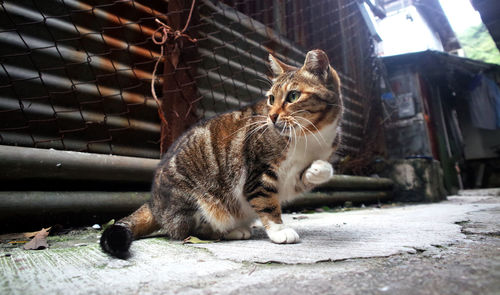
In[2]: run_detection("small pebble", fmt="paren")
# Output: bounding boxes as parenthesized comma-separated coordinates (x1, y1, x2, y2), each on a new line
(92, 224, 101, 230)
(379, 286, 390, 292)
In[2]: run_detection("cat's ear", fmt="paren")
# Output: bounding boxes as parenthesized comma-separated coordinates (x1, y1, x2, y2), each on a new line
(268, 54, 295, 76)
(302, 49, 331, 79)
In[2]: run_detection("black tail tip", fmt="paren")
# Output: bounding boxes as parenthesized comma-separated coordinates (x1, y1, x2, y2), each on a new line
(100, 224, 133, 259)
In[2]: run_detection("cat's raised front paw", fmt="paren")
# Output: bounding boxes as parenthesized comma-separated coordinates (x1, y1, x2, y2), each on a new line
(305, 160, 333, 184)
(266, 223, 300, 244)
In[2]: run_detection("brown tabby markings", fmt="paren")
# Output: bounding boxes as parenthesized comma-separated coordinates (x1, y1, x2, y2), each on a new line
(101, 49, 343, 256)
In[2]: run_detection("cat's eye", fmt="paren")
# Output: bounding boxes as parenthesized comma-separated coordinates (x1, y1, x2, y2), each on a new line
(268, 95, 275, 105)
(286, 90, 301, 103)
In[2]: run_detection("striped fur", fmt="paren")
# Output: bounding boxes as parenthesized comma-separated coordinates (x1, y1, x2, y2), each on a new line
(100, 49, 343, 258)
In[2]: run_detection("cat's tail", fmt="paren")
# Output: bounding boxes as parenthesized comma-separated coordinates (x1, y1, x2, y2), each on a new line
(100, 202, 160, 259)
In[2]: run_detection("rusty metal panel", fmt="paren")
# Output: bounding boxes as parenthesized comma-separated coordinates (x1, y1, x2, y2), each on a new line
(0, 0, 164, 158)
(195, 0, 366, 153)
(1, 0, 380, 161)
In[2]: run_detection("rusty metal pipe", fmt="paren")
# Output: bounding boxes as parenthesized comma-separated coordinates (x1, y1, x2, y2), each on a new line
(0, 133, 160, 159)
(0, 145, 159, 182)
(0, 145, 392, 191)
(0, 191, 150, 219)
(316, 175, 393, 191)
(286, 191, 393, 210)
(0, 190, 392, 225)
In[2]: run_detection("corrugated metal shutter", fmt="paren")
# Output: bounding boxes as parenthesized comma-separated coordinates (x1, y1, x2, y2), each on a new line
(195, 0, 364, 154)
(1, 0, 365, 160)
(0, 0, 163, 158)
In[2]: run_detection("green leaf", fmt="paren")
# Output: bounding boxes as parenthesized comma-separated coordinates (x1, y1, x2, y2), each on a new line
(182, 236, 215, 244)
(101, 219, 115, 231)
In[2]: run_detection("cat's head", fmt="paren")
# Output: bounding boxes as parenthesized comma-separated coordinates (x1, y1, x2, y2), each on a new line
(266, 49, 342, 137)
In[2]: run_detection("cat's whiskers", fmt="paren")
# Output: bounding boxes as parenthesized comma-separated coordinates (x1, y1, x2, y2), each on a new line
(257, 124, 270, 140)
(243, 121, 268, 144)
(280, 122, 292, 154)
(242, 115, 273, 143)
(253, 77, 272, 87)
(223, 116, 267, 140)
(291, 123, 299, 156)
(288, 109, 324, 144)
(240, 121, 265, 141)
(253, 118, 271, 141)
(291, 118, 308, 152)
(280, 121, 287, 135)
(294, 115, 328, 146)
(293, 117, 325, 148)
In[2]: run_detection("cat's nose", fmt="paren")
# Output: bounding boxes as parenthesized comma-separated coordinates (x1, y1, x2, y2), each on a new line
(270, 113, 279, 123)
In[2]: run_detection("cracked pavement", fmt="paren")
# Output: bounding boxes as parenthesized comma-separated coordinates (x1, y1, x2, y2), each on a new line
(1, 191, 499, 295)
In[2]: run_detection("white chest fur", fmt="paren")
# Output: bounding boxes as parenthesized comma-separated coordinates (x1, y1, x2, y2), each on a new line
(277, 121, 338, 203)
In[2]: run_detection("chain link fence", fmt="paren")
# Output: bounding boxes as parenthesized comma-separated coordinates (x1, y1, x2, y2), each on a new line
(193, 0, 382, 161)
(0, 0, 166, 158)
(0, 0, 384, 172)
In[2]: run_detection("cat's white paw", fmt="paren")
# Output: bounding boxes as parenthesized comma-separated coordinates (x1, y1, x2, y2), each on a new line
(305, 160, 334, 184)
(224, 227, 252, 240)
(266, 223, 300, 244)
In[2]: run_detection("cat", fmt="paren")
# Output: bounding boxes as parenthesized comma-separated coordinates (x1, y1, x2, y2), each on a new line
(100, 49, 343, 259)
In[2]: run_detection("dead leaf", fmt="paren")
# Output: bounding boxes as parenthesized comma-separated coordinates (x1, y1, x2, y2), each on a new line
(169, 43, 180, 69)
(8, 241, 28, 244)
(182, 236, 215, 244)
(23, 228, 50, 250)
(0, 230, 39, 241)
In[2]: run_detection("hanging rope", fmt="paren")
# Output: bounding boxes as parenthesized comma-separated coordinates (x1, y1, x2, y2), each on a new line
(150, 0, 197, 126)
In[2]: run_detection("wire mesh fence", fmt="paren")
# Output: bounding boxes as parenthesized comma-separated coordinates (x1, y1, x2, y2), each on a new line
(0, 0, 166, 158)
(193, 0, 382, 159)
(0, 0, 384, 170)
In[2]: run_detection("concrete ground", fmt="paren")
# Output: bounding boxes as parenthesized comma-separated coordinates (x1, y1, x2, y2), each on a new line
(1, 191, 499, 295)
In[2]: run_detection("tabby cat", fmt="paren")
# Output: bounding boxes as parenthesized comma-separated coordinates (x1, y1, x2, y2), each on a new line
(100, 49, 343, 258)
